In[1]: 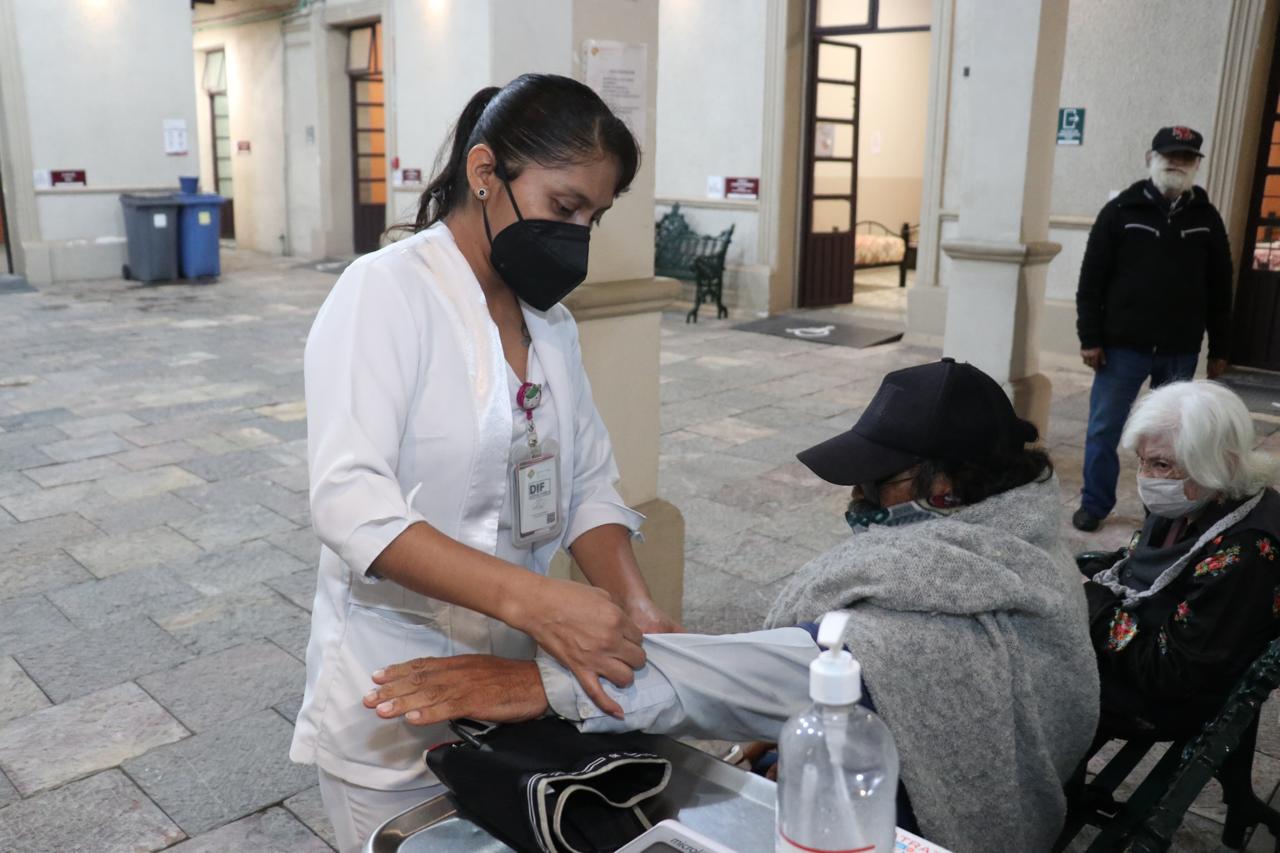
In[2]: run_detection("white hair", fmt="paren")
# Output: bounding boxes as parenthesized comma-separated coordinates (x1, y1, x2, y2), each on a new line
(1121, 380, 1279, 499)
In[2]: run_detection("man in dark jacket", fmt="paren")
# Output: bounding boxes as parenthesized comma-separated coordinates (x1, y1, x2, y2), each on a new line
(1072, 126, 1234, 532)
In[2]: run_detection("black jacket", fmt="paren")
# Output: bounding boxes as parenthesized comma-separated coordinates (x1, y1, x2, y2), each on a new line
(1082, 489, 1280, 737)
(1076, 179, 1233, 358)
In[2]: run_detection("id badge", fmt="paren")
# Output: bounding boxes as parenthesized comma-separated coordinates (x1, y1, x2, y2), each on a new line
(511, 447, 562, 547)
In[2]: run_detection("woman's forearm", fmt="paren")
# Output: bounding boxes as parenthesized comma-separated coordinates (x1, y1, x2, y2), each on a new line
(568, 523, 653, 607)
(369, 521, 533, 625)
(369, 519, 646, 716)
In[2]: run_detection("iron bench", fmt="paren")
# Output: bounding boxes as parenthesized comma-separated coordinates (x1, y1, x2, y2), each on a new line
(1054, 554, 1280, 851)
(654, 202, 735, 323)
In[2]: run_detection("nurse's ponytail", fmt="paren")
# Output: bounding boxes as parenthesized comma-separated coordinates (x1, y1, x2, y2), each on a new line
(411, 86, 501, 231)
(402, 73, 640, 234)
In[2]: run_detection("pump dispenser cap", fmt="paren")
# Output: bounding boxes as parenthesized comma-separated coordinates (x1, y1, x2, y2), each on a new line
(810, 610, 862, 705)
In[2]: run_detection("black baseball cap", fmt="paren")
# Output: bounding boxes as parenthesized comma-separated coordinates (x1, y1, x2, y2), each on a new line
(797, 358, 1038, 486)
(1151, 126, 1204, 158)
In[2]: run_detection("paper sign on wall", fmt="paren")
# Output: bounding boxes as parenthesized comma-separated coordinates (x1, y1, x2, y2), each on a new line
(164, 119, 188, 156)
(725, 177, 759, 200)
(582, 40, 648, 142)
(815, 122, 836, 158)
(706, 175, 725, 199)
(51, 170, 87, 187)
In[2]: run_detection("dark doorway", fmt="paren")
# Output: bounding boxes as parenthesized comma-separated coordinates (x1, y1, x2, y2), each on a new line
(1231, 14, 1280, 371)
(799, 36, 860, 307)
(0, 152, 11, 275)
(348, 22, 386, 255)
(797, 0, 930, 308)
(203, 49, 235, 239)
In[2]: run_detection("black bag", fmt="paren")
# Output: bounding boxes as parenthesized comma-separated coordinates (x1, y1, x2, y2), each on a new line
(426, 717, 672, 853)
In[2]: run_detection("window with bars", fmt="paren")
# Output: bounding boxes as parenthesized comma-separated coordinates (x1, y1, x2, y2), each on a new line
(204, 50, 233, 202)
(349, 23, 386, 208)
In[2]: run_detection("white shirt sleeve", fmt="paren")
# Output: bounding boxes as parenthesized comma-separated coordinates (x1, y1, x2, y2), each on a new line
(304, 260, 428, 579)
(535, 628, 818, 742)
(562, 324, 645, 545)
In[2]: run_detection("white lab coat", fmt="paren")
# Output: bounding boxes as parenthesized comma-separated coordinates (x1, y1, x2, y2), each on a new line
(289, 222, 642, 790)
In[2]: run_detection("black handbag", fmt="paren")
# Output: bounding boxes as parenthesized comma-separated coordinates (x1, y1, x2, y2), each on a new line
(426, 717, 672, 853)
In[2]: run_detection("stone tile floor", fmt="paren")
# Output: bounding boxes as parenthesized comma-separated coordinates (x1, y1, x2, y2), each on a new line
(0, 249, 1277, 850)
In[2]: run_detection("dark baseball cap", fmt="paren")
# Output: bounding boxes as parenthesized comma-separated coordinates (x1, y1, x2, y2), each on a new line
(1151, 126, 1204, 158)
(797, 358, 1039, 486)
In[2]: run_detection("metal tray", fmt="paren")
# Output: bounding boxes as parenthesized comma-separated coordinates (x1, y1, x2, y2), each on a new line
(364, 736, 777, 853)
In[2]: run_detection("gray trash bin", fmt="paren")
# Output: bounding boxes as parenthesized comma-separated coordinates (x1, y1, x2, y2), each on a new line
(120, 194, 180, 282)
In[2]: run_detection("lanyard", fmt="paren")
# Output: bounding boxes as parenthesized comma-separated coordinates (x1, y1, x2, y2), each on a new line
(516, 381, 544, 454)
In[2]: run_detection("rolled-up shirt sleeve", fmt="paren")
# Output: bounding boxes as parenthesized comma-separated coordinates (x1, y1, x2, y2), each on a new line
(305, 260, 427, 578)
(562, 324, 645, 545)
(535, 628, 817, 742)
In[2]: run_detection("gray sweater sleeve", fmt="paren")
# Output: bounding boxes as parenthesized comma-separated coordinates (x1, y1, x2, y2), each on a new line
(534, 628, 818, 742)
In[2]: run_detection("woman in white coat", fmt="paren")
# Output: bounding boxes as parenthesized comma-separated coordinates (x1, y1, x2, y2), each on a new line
(289, 74, 679, 851)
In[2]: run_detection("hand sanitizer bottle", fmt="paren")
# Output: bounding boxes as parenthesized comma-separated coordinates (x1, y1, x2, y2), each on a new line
(776, 611, 899, 853)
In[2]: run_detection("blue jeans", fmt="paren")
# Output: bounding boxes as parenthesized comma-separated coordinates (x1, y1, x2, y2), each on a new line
(1081, 347, 1198, 517)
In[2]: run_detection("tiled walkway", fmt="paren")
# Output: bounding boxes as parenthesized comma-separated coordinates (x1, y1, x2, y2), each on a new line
(0, 251, 1276, 850)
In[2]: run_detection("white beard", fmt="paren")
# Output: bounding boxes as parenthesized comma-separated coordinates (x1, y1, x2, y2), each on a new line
(1148, 152, 1198, 198)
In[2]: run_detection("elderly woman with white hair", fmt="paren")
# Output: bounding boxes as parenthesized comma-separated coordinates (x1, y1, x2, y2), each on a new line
(1084, 380, 1280, 737)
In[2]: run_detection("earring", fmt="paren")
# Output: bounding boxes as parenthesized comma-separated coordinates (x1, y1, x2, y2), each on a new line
(476, 187, 488, 200)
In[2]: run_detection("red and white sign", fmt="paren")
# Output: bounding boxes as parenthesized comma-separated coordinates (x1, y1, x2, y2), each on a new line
(401, 168, 422, 183)
(236, 140, 251, 153)
(725, 177, 759, 200)
(51, 169, 87, 187)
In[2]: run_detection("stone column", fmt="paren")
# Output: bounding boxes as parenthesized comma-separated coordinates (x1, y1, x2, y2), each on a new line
(489, 0, 686, 619)
(940, 0, 1070, 432)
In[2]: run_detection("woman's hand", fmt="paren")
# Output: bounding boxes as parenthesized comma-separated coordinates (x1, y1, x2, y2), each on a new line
(365, 655, 548, 726)
(504, 575, 645, 719)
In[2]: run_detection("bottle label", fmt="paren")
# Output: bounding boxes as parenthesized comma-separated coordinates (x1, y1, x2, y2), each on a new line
(776, 831, 875, 853)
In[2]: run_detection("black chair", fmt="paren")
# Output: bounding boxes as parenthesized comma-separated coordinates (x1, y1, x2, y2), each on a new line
(1057, 550, 1280, 850)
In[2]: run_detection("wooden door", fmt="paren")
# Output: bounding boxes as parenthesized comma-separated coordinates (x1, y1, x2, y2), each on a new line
(203, 50, 234, 239)
(349, 23, 386, 255)
(210, 92, 235, 239)
(0, 155, 9, 274)
(799, 38, 860, 307)
(1232, 16, 1280, 370)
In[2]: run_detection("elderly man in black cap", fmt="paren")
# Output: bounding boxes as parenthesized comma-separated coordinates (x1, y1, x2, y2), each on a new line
(1073, 126, 1235, 532)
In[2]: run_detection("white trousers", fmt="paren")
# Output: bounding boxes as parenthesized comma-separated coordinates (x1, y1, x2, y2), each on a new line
(316, 768, 444, 853)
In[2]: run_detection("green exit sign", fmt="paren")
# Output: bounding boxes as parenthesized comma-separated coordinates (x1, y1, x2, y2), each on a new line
(1058, 108, 1085, 145)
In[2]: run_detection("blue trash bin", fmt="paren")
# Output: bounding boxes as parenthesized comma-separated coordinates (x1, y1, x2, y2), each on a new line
(174, 193, 226, 279)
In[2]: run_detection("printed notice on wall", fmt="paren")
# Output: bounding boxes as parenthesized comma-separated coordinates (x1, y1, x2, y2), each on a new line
(582, 40, 647, 142)
(164, 119, 189, 156)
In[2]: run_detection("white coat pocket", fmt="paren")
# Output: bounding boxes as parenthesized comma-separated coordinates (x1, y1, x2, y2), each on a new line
(317, 603, 454, 786)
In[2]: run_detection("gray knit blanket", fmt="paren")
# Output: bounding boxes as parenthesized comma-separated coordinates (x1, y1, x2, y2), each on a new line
(767, 476, 1099, 852)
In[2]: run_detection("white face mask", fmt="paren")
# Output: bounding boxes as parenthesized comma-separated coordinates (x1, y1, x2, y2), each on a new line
(1137, 475, 1210, 519)
(1148, 152, 1198, 198)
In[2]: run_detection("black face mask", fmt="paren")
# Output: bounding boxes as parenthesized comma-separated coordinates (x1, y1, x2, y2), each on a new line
(482, 167, 591, 311)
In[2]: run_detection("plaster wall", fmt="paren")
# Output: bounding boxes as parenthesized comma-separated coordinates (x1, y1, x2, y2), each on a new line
(6, 0, 199, 281)
(918, 0, 1243, 356)
(654, 0, 768, 310)
(387, 0, 492, 227)
(193, 20, 289, 254)
(573, 0, 661, 283)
